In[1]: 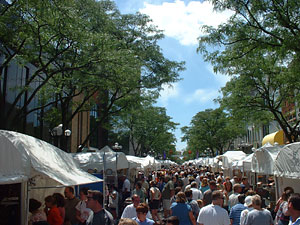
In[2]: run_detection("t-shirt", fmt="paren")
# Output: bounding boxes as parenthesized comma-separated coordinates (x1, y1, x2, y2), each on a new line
(132, 189, 145, 203)
(150, 187, 160, 200)
(191, 187, 203, 200)
(47, 207, 63, 225)
(228, 193, 239, 210)
(133, 217, 155, 225)
(229, 203, 247, 225)
(244, 209, 273, 225)
(122, 179, 131, 192)
(289, 216, 300, 225)
(240, 208, 253, 225)
(75, 200, 92, 221)
(121, 204, 152, 219)
(162, 180, 174, 199)
(197, 204, 230, 225)
(88, 209, 113, 225)
(65, 197, 80, 225)
(203, 189, 213, 206)
(187, 199, 200, 218)
(171, 202, 192, 225)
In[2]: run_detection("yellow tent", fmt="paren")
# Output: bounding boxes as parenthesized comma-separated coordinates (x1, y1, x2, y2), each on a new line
(262, 130, 284, 146)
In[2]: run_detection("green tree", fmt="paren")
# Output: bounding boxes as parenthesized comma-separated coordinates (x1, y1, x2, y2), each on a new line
(197, 0, 300, 142)
(0, 0, 185, 152)
(181, 108, 245, 157)
(116, 102, 178, 157)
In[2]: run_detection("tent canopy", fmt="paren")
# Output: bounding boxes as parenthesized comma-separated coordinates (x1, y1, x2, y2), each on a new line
(126, 155, 159, 170)
(218, 151, 246, 169)
(72, 146, 129, 172)
(262, 130, 284, 146)
(0, 130, 102, 186)
(251, 143, 282, 174)
(274, 142, 300, 179)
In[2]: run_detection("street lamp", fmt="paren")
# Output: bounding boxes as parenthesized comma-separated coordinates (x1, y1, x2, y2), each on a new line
(50, 124, 71, 151)
(112, 142, 122, 151)
(111, 142, 122, 188)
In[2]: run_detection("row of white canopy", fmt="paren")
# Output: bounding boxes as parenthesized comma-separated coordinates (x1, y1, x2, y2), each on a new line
(184, 142, 300, 179)
(0, 130, 177, 188)
(72, 148, 164, 172)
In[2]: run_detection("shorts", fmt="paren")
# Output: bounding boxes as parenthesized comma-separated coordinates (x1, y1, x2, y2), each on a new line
(149, 199, 160, 210)
(163, 199, 171, 210)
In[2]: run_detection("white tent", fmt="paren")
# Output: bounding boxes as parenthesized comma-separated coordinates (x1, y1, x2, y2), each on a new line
(231, 153, 254, 172)
(126, 155, 157, 171)
(251, 143, 283, 174)
(242, 153, 254, 172)
(0, 130, 102, 225)
(0, 130, 101, 187)
(157, 159, 177, 168)
(72, 146, 129, 172)
(218, 151, 246, 169)
(274, 142, 300, 195)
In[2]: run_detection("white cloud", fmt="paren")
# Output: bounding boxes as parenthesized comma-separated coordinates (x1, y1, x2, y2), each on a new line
(206, 64, 231, 87)
(159, 83, 180, 106)
(184, 88, 219, 104)
(140, 0, 233, 46)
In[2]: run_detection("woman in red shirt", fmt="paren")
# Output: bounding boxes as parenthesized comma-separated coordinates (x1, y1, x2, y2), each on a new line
(45, 195, 64, 225)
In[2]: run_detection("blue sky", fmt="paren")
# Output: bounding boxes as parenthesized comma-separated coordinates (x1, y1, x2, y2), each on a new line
(113, 0, 232, 151)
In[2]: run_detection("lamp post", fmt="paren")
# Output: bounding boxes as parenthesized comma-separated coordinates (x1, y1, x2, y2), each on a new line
(112, 142, 122, 188)
(50, 124, 71, 152)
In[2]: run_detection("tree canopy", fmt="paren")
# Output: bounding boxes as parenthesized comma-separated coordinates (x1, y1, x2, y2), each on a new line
(181, 108, 245, 157)
(0, 0, 184, 151)
(114, 99, 178, 157)
(197, 0, 300, 142)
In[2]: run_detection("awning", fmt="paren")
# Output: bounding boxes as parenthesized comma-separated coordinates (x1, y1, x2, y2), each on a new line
(0, 130, 102, 187)
(262, 130, 284, 146)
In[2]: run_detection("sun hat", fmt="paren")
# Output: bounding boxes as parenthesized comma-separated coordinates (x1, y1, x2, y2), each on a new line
(244, 195, 252, 207)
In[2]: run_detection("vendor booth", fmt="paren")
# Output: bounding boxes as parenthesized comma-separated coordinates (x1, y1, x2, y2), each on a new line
(0, 130, 102, 225)
(251, 143, 283, 175)
(274, 142, 300, 199)
(72, 146, 129, 173)
(218, 151, 246, 177)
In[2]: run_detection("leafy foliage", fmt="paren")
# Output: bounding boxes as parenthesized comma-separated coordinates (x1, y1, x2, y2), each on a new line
(197, 0, 300, 142)
(181, 108, 245, 157)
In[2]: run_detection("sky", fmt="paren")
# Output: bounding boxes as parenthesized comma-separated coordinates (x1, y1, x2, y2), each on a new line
(113, 0, 232, 151)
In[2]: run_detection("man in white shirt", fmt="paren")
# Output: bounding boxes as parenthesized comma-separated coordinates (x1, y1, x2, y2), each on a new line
(121, 195, 151, 219)
(190, 181, 203, 200)
(122, 175, 131, 202)
(197, 190, 230, 225)
(228, 184, 242, 210)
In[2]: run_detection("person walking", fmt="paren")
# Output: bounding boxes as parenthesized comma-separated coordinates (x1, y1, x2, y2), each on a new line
(229, 194, 247, 225)
(133, 203, 155, 225)
(86, 190, 114, 225)
(76, 187, 92, 225)
(197, 190, 230, 225)
(149, 180, 161, 222)
(170, 192, 196, 225)
(244, 194, 273, 225)
(202, 180, 218, 206)
(228, 184, 242, 210)
(64, 186, 80, 225)
(285, 193, 300, 225)
(162, 175, 175, 218)
(240, 196, 254, 225)
(275, 189, 294, 225)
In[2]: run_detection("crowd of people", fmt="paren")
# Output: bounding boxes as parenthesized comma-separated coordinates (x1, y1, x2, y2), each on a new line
(28, 166, 300, 225)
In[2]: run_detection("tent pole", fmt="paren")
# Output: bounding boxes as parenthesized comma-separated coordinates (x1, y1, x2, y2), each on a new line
(103, 150, 106, 209)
